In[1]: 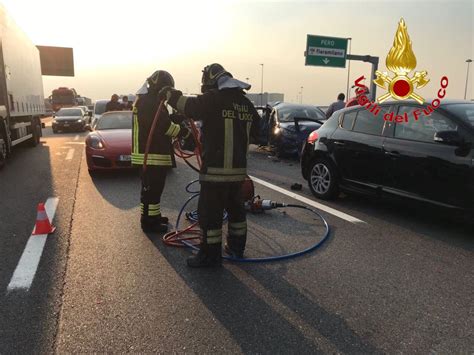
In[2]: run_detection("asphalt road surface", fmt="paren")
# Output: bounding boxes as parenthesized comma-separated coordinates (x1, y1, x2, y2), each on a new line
(0, 120, 473, 353)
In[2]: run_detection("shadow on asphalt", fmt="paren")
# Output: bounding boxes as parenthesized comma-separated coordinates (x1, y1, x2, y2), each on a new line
(338, 193, 474, 251)
(89, 169, 140, 210)
(145, 223, 380, 354)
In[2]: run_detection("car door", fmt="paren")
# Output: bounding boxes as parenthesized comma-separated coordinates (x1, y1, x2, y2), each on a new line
(382, 105, 473, 209)
(330, 106, 389, 191)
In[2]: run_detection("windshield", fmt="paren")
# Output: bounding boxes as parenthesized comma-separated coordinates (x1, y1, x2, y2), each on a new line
(276, 105, 325, 122)
(96, 112, 132, 130)
(57, 109, 82, 116)
(52, 94, 74, 104)
(94, 101, 108, 115)
(442, 103, 474, 128)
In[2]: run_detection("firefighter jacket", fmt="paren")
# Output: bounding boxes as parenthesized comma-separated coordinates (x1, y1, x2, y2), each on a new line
(167, 88, 261, 182)
(132, 92, 189, 167)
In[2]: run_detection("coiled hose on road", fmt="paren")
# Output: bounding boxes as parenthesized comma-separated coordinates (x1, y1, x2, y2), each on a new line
(148, 100, 331, 262)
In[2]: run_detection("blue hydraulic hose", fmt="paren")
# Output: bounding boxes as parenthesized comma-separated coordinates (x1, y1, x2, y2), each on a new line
(174, 180, 331, 263)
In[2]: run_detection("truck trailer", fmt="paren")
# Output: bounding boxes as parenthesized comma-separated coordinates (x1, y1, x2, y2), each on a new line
(0, 4, 45, 169)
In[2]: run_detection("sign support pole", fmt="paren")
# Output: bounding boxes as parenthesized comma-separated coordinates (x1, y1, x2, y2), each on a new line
(346, 54, 379, 101)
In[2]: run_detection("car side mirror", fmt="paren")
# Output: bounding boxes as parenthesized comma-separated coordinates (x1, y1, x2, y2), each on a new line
(434, 130, 463, 146)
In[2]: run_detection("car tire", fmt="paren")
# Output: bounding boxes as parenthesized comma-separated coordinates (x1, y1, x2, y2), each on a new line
(308, 158, 339, 200)
(29, 120, 41, 147)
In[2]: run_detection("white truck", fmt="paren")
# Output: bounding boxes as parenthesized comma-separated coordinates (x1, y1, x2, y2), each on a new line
(0, 4, 45, 169)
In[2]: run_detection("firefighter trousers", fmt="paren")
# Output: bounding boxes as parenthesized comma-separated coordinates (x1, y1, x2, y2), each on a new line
(140, 167, 168, 220)
(198, 181, 247, 257)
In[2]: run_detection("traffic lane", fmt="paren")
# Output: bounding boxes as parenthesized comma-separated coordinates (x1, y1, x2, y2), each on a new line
(0, 126, 87, 353)
(247, 146, 474, 251)
(235, 182, 473, 353)
(58, 156, 472, 352)
(58, 157, 357, 353)
(249, 148, 472, 352)
(0, 127, 86, 290)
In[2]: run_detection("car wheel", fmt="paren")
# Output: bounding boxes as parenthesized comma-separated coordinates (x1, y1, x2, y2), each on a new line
(29, 121, 41, 147)
(308, 158, 339, 200)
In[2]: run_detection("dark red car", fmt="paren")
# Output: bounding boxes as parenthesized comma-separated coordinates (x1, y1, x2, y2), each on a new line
(85, 111, 134, 174)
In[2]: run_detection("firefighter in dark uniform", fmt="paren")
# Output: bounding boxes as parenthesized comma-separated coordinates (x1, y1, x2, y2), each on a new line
(159, 63, 261, 267)
(132, 70, 191, 233)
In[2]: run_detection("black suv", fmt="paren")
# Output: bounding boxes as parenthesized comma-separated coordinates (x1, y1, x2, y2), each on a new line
(301, 100, 474, 212)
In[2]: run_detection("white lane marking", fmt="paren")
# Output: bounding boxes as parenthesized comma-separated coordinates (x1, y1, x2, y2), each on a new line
(249, 176, 366, 224)
(73, 135, 79, 141)
(65, 148, 74, 161)
(7, 197, 59, 292)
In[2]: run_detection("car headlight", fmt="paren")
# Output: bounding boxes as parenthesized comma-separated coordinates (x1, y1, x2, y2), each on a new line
(77, 119, 83, 123)
(86, 135, 104, 149)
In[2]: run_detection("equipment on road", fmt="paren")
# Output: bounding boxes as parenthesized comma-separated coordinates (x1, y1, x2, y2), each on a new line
(32, 202, 56, 235)
(162, 179, 330, 263)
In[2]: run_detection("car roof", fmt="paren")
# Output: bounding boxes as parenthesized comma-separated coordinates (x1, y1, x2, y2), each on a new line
(274, 102, 319, 108)
(100, 110, 133, 116)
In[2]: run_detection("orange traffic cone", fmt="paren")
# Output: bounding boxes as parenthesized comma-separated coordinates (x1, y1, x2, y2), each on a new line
(32, 202, 56, 235)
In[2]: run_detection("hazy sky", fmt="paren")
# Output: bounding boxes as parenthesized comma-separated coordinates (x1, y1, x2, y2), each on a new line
(3, 0, 473, 104)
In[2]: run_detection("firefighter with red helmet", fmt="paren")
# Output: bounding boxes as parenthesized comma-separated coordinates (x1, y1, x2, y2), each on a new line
(159, 63, 261, 267)
(132, 70, 191, 233)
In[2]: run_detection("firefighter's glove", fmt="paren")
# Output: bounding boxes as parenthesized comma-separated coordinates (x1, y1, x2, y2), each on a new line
(158, 86, 182, 102)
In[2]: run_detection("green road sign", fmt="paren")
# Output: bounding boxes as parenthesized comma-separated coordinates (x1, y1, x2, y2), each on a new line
(305, 35, 348, 68)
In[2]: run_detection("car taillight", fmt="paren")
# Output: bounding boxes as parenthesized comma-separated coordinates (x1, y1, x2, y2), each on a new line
(307, 130, 319, 144)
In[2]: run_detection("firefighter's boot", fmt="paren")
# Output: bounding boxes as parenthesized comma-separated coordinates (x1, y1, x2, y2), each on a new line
(141, 216, 168, 233)
(187, 244, 222, 268)
(224, 243, 244, 259)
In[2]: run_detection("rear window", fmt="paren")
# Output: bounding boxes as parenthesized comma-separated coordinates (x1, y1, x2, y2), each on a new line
(341, 111, 357, 129)
(353, 108, 387, 136)
(94, 101, 108, 115)
(442, 103, 474, 128)
(57, 109, 82, 116)
(96, 112, 132, 130)
(276, 105, 325, 122)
